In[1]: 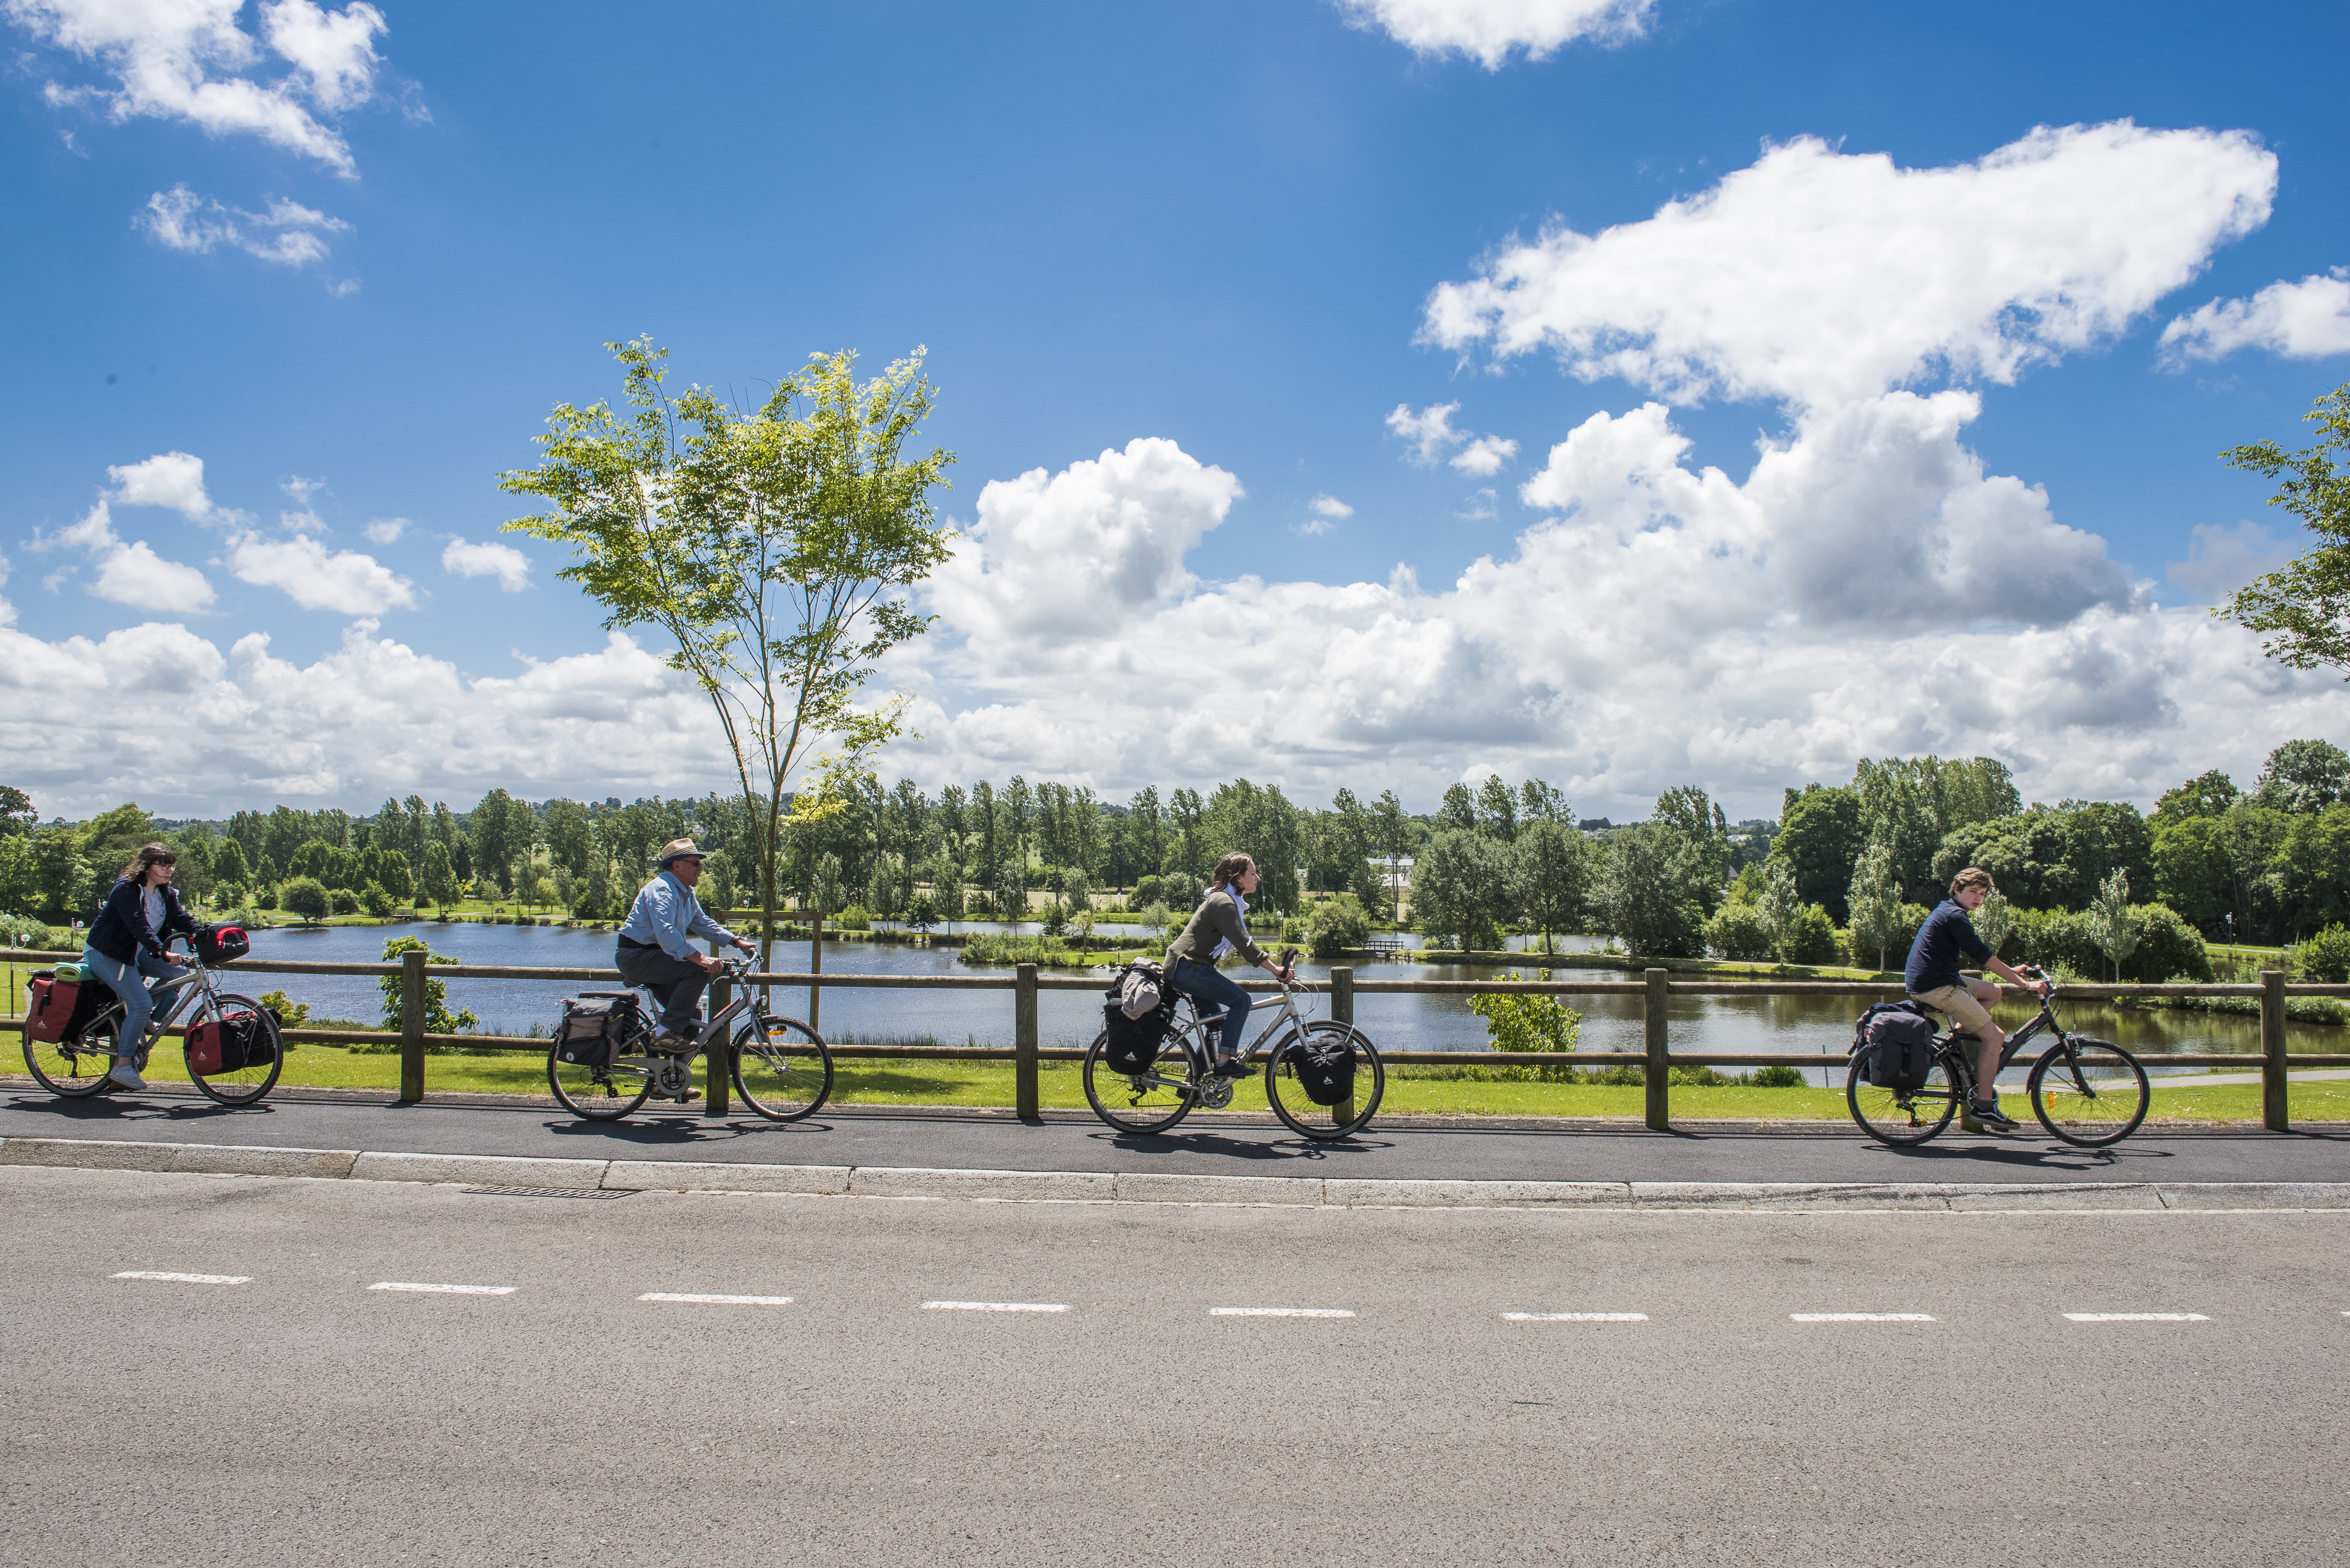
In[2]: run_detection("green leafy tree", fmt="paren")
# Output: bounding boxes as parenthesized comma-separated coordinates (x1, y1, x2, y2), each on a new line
(1511, 819, 1592, 954)
(2084, 868, 2139, 983)
(1306, 893, 1369, 959)
(1369, 789, 1411, 921)
(2293, 924, 2350, 985)
(1767, 786, 1864, 921)
(504, 339, 955, 975)
(1436, 783, 1478, 835)
(0, 786, 35, 837)
(1466, 970, 1583, 1081)
(2154, 769, 2240, 824)
(419, 841, 459, 909)
(2252, 738, 2350, 814)
(1973, 885, 2016, 961)
(1755, 862, 1806, 965)
(1474, 776, 1518, 841)
(213, 837, 249, 891)
(1845, 841, 1904, 972)
(2217, 382, 2350, 675)
(1410, 829, 1513, 951)
(1591, 824, 1705, 958)
(281, 877, 331, 922)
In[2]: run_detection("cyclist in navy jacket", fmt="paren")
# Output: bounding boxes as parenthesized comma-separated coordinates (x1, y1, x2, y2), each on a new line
(82, 843, 200, 1091)
(1905, 867, 2049, 1133)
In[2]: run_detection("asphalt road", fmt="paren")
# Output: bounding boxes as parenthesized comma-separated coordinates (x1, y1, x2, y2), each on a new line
(4, 1084, 2349, 1186)
(4, 1163, 2345, 1566)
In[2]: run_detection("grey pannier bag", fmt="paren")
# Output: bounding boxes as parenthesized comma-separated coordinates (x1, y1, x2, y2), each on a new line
(556, 992, 642, 1070)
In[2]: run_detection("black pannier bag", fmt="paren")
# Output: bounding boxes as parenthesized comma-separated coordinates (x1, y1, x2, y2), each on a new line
(1289, 1031, 1357, 1106)
(1101, 961, 1174, 1074)
(556, 992, 641, 1070)
(1853, 1002, 1937, 1092)
(186, 1012, 273, 1075)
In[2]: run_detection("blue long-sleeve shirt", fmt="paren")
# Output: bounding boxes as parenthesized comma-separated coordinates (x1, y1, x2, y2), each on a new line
(619, 870, 738, 960)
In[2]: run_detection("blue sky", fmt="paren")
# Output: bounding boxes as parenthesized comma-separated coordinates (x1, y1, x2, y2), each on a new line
(4, 0, 2347, 820)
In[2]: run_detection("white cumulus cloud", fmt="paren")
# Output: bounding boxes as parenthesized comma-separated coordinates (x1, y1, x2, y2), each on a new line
(1425, 121, 2278, 410)
(442, 538, 532, 592)
(2165, 519, 2296, 605)
(136, 183, 348, 267)
(7, 0, 390, 174)
(1450, 434, 1519, 476)
(2157, 268, 2350, 366)
(27, 495, 216, 610)
(229, 532, 414, 614)
(1298, 494, 1354, 537)
(93, 538, 216, 610)
(1387, 401, 1464, 464)
(105, 449, 215, 518)
(927, 437, 1243, 645)
(1334, 0, 1655, 69)
(362, 517, 407, 544)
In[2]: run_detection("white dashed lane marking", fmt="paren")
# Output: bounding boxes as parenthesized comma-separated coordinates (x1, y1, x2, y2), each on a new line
(368, 1281, 517, 1296)
(922, 1300, 1068, 1313)
(640, 1293, 793, 1306)
(1504, 1312, 1648, 1322)
(1212, 1307, 1356, 1318)
(1791, 1313, 1937, 1322)
(113, 1271, 249, 1285)
(2065, 1312, 2209, 1322)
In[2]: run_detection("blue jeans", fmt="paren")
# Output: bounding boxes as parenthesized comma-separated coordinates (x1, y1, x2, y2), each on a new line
(1170, 957, 1250, 1059)
(81, 946, 190, 1059)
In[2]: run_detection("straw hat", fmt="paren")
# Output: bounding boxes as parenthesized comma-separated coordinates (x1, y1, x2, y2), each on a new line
(655, 838, 708, 867)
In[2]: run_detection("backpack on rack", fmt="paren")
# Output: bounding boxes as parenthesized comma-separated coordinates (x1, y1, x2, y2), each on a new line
(1288, 1031, 1357, 1106)
(1100, 961, 1175, 1074)
(554, 992, 641, 1070)
(1852, 1001, 1937, 1093)
(186, 1012, 274, 1075)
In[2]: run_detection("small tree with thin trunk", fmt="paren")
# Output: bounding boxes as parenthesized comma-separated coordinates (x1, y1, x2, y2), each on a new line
(504, 340, 954, 983)
(1846, 842, 1904, 972)
(2086, 868, 2139, 982)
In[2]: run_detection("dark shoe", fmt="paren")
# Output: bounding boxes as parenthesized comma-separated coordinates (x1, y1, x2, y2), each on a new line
(1970, 1099, 2020, 1133)
(1212, 1056, 1253, 1080)
(650, 1029, 696, 1054)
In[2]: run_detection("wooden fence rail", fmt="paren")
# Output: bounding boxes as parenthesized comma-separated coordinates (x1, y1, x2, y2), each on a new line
(5, 950, 2346, 1131)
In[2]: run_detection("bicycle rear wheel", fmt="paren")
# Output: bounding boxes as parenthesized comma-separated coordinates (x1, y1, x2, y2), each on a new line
(1846, 1053, 1960, 1146)
(1082, 1029, 1198, 1134)
(731, 1014, 833, 1121)
(2028, 1037, 2150, 1147)
(23, 1004, 124, 1098)
(186, 993, 284, 1106)
(1266, 1023, 1383, 1141)
(548, 1035, 653, 1121)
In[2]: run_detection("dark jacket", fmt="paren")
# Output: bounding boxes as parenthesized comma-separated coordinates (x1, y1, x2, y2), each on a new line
(1904, 899, 1991, 994)
(1165, 888, 1268, 972)
(87, 878, 199, 965)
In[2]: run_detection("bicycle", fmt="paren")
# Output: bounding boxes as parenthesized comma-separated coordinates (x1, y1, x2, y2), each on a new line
(1846, 966, 2151, 1148)
(548, 956, 834, 1123)
(23, 946, 284, 1107)
(1081, 953, 1383, 1140)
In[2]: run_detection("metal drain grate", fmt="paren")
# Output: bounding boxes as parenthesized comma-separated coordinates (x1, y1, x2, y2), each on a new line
(460, 1185, 630, 1201)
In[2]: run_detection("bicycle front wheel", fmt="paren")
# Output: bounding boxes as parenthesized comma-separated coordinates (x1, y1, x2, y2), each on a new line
(2028, 1037, 2150, 1147)
(1082, 1029, 1198, 1135)
(731, 1014, 833, 1121)
(23, 1004, 124, 1098)
(1266, 1023, 1383, 1141)
(548, 1039, 653, 1121)
(186, 993, 284, 1106)
(1846, 1053, 1960, 1146)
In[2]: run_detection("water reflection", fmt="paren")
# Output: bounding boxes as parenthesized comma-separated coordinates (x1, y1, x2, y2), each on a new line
(239, 923, 2323, 1087)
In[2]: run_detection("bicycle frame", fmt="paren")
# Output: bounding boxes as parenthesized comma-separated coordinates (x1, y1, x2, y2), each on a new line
(72, 954, 228, 1066)
(1146, 973, 1314, 1088)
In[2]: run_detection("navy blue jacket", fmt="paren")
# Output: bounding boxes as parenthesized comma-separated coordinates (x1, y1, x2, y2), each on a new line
(87, 878, 199, 965)
(1904, 899, 1992, 994)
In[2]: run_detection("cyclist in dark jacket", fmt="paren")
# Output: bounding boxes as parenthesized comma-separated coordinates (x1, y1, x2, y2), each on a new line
(1905, 866, 2048, 1133)
(1164, 852, 1295, 1078)
(82, 843, 200, 1091)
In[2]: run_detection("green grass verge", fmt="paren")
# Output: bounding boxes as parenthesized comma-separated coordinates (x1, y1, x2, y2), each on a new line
(81, 1046, 2350, 1122)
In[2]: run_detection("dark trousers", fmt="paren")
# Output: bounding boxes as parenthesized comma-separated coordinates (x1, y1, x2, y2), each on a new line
(615, 942, 709, 1036)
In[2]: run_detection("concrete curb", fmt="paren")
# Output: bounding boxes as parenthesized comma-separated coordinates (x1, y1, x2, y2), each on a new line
(4, 1135, 2350, 1211)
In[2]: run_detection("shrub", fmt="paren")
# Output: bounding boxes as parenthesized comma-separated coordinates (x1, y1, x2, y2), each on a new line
(2293, 923, 2350, 984)
(1751, 1065, 1807, 1087)
(376, 935, 480, 1038)
(362, 882, 395, 918)
(1703, 901, 1774, 962)
(1782, 903, 1844, 966)
(280, 877, 330, 921)
(1133, 874, 1164, 908)
(1466, 970, 1583, 1081)
(2015, 903, 2211, 983)
(329, 888, 364, 917)
(832, 905, 873, 932)
(1308, 894, 1370, 959)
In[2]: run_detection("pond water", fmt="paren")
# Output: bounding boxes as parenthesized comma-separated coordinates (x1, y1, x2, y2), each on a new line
(233, 922, 2326, 1089)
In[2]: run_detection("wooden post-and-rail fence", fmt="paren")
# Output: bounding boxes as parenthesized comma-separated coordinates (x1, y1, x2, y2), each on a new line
(5, 949, 2347, 1133)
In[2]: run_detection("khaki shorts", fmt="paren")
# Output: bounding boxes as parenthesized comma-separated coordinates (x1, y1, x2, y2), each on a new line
(1911, 982, 1994, 1034)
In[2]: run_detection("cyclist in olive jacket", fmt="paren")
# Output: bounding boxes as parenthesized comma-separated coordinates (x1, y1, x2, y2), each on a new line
(1164, 852, 1295, 1079)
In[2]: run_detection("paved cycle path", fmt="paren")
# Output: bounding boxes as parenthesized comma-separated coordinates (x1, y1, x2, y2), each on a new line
(4, 1085, 2346, 1185)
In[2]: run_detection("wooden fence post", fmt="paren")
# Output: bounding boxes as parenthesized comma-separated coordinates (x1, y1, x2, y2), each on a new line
(809, 911, 824, 1034)
(398, 949, 426, 1104)
(1330, 965, 1356, 1127)
(2262, 968, 2288, 1133)
(1015, 962, 1040, 1119)
(706, 938, 732, 1117)
(1644, 968, 1670, 1132)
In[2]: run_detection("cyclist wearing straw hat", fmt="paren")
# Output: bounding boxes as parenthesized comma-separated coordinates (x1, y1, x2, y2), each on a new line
(616, 839, 754, 1051)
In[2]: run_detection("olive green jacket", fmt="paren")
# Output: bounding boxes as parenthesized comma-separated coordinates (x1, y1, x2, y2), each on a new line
(1165, 888, 1267, 972)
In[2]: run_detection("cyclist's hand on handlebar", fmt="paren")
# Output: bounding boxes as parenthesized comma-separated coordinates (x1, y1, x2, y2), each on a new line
(692, 951, 724, 974)
(732, 937, 756, 955)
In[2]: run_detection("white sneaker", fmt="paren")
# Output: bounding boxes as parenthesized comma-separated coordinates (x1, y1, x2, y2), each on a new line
(107, 1059, 147, 1091)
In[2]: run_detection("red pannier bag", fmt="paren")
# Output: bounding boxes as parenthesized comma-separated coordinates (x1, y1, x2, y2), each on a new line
(186, 1013, 272, 1075)
(26, 972, 83, 1043)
